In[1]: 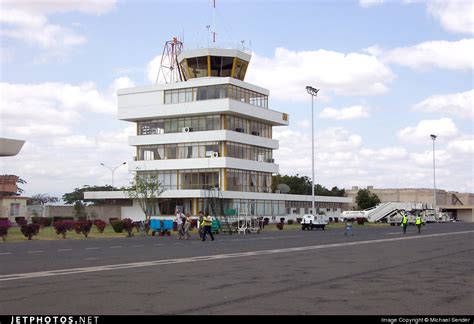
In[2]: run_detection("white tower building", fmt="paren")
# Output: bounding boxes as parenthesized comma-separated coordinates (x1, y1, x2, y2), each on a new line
(86, 45, 351, 221)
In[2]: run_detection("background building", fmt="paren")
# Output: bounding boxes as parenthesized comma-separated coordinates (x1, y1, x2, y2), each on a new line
(346, 186, 474, 222)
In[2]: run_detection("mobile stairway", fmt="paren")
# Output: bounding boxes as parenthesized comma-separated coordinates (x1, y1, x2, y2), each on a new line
(365, 202, 425, 223)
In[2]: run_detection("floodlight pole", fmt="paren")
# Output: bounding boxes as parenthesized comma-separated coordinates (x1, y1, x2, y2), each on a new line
(100, 162, 126, 188)
(430, 134, 437, 218)
(306, 86, 319, 217)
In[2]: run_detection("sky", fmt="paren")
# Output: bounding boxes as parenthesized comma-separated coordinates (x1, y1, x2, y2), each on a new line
(0, 0, 473, 199)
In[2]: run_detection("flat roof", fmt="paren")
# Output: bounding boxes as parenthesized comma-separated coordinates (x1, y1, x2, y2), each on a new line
(0, 138, 25, 156)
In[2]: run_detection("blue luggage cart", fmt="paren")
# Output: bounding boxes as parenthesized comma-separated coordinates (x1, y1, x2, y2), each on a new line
(150, 219, 173, 236)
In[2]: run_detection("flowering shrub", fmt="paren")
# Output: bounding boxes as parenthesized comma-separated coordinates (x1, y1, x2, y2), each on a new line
(0, 220, 12, 241)
(276, 223, 284, 230)
(20, 223, 40, 240)
(53, 220, 75, 238)
(74, 220, 93, 238)
(15, 217, 26, 226)
(94, 220, 107, 233)
(122, 218, 135, 237)
(111, 220, 124, 233)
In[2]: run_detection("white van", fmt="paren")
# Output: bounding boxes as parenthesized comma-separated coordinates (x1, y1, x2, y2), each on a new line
(340, 210, 369, 221)
(301, 214, 328, 230)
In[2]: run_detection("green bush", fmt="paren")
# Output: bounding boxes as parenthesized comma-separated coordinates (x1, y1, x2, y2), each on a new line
(296, 218, 302, 224)
(287, 219, 294, 225)
(111, 220, 124, 233)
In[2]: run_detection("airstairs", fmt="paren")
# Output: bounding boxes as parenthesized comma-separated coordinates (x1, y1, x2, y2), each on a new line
(206, 187, 237, 234)
(366, 202, 425, 222)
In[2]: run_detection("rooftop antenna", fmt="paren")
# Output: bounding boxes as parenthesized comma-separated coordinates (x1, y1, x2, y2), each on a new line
(212, 0, 217, 44)
(156, 37, 184, 84)
(206, 25, 211, 47)
(241, 40, 245, 51)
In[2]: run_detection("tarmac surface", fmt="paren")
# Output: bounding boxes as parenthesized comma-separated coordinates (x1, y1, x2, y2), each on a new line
(0, 222, 473, 315)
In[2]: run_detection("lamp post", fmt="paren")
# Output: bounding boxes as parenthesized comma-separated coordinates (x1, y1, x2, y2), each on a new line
(100, 162, 126, 188)
(306, 86, 319, 217)
(430, 134, 437, 219)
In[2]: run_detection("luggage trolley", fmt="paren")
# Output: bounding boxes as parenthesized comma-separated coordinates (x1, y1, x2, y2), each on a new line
(237, 206, 261, 234)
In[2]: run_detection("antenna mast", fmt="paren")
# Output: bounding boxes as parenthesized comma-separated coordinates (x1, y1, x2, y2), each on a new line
(212, 0, 216, 43)
(156, 37, 184, 84)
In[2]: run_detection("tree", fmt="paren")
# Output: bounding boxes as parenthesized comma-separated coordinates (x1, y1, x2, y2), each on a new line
(355, 189, 381, 210)
(27, 194, 59, 205)
(271, 174, 346, 197)
(62, 185, 116, 205)
(127, 172, 164, 225)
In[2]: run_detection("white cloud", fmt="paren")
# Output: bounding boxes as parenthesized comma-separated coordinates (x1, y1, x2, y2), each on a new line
(398, 118, 459, 143)
(359, 147, 408, 161)
(273, 123, 472, 192)
(246, 47, 394, 101)
(363, 45, 384, 56)
(427, 0, 474, 35)
(0, 8, 86, 50)
(0, 1, 116, 57)
(109, 77, 135, 94)
(146, 55, 163, 84)
(0, 78, 130, 141)
(412, 89, 474, 119)
(382, 38, 474, 71)
(319, 105, 371, 120)
(447, 135, 474, 154)
(359, 0, 386, 8)
(53, 135, 97, 149)
(410, 150, 452, 167)
(364, 0, 473, 35)
(1, 0, 117, 15)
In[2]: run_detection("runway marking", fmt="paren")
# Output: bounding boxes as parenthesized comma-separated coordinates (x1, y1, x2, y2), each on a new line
(132, 245, 144, 248)
(1, 230, 472, 282)
(153, 243, 163, 246)
(0, 252, 12, 255)
(109, 246, 122, 249)
(387, 232, 404, 235)
(58, 249, 72, 252)
(27, 251, 44, 254)
(85, 247, 100, 250)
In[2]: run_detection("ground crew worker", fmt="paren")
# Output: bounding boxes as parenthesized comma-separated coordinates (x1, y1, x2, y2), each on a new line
(401, 212, 408, 234)
(198, 212, 205, 240)
(415, 215, 423, 234)
(202, 214, 214, 241)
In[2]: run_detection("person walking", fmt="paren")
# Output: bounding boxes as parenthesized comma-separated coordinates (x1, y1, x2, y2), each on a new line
(401, 212, 408, 234)
(415, 215, 423, 234)
(183, 213, 192, 240)
(197, 212, 205, 240)
(175, 209, 184, 240)
(202, 214, 214, 241)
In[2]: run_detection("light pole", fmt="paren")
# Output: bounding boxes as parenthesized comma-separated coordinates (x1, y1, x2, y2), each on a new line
(430, 134, 437, 218)
(100, 162, 126, 188)
(306, 86, 319, 217)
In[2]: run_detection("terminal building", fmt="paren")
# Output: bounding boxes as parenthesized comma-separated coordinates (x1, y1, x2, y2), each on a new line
(345, 186, 474, 222)
(85, 45, 351, 221)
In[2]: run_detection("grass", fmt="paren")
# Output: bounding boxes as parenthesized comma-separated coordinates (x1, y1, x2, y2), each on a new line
(1, 222, 392, 242)
(2, 225, 129, 242)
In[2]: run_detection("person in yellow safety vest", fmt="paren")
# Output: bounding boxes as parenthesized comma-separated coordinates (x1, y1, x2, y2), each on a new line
(415, 215, 423, 234)
(201, 215, 215, 241)
(401, 212, 408, 234)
